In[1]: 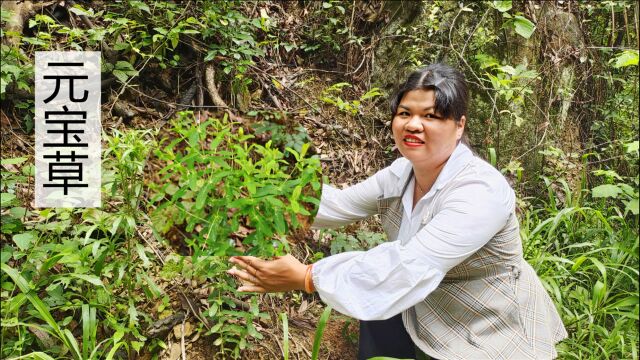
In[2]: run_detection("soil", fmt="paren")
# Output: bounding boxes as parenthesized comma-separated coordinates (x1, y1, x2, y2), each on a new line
(146, 307, 359, 359)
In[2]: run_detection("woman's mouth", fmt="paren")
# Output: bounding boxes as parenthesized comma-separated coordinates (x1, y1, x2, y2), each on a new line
(403, 135, 425, 147)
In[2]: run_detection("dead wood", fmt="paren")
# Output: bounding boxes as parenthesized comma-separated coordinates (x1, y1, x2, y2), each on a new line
(204, 62, 229, 109)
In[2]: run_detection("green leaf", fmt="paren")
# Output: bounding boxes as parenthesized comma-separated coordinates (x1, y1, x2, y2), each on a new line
(13, 232, 35, 250)
(131, 341, 144, 352)
(9, 207, 27, 218)
(606, 296, 639, 310)
(130, 0, 151, 14)
(128, 301, 139, 327)
(624, 140, 639, 154)
(623, 198, 639, 215)
(274, 211, 286, 234)
(1, 157, 28, 165)
(1, 263, 83, 359)
(592, 280, 606, 306)
(82, 304, 97, 359)
(105, 341, 125, 360)
(1, 192, 17, 207)
(589, 258, 607, 281)
(281, 312, 289, 360)
(69, 274, 104, 287)
(195, 183, 210, 210)
(312, 306, 332, 360)
(513, 15, 535, 39)
(591, 184, 622, 198)
(135, 243, 151, 267)
(612, 50, 639, 68)
(112, 69, 128, 83)
(492, 0, 512, 12)
(488, 147, 497, 167)
(10, 352, 57, 360)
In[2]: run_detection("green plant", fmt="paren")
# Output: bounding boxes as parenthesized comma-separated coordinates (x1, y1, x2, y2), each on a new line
(0, 44, 32, 100)
(150, 112, 321, 257)
(300, 1, 349, 56)
(475, 55, 538, 125)
(1, 263, 84, 359)
(149, 112, 320, 356)
(0, 205, 130, 359)
(1, 129, 159, 358)
(0, 15, 35, 131)
(520, 170, 639, 360)
(320, 83, 383, 116)
(249, 116, 311, 153)
(591, 166, 639, 216)
(325, 229, 387, 255)
(490, 1, 536, 39)
(312, 306, 332, 360)
(281, 312, 289, 360)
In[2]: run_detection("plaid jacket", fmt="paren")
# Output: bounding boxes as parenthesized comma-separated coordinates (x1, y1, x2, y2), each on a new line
(377, 166, 568, 360)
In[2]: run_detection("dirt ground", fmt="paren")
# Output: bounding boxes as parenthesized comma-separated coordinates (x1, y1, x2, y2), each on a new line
(146, 308, 359, 359)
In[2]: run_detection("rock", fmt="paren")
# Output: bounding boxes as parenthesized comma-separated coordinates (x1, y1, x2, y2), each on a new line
(173, 321, 194, 339)
(173, 324, 182, 339)
(184, 322, 194, 337)
(168, 342, 182, 360)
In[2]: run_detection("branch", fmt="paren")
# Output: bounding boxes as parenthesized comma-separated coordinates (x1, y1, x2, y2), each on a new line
(204, 62, 230, 109)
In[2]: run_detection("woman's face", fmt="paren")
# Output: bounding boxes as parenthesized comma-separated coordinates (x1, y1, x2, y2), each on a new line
(391, 89, 465, 166)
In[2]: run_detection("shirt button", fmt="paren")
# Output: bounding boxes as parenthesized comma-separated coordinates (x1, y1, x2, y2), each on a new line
(421, 212, 430, 225)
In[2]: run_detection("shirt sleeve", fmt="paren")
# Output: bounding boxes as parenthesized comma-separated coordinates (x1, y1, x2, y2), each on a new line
(311, 177, 513, 320)
(310, 171, 386, 229)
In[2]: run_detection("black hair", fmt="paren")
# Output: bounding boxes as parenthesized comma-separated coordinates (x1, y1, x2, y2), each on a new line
(389, 63, 468, 122)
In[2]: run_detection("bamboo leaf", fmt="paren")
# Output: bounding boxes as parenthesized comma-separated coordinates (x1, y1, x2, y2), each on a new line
(312, 306, 332, 360)
(281, 312, 289, 360)
(513, 15, 535, 39)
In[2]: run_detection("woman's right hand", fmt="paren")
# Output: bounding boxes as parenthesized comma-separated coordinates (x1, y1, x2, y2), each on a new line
(227, 254, 308, 293)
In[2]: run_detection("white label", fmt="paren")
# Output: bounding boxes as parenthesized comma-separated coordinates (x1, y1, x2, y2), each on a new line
(35, 51, 101, 208)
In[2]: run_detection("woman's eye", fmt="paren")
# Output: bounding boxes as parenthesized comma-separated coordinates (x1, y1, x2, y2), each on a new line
(398, 112, 409, 116)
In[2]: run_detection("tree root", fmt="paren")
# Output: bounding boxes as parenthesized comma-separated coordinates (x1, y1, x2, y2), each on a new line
(204, 62, 229, 109)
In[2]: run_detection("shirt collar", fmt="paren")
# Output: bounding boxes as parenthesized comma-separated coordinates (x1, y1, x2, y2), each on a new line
(431, 142, 474, 192)
(391, 143, 474, 196)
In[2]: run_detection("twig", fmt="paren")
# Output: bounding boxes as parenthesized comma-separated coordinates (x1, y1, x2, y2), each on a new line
(136, 227, 165, 266)
(250, 65, 319, 116)
(447, 7, 501, 124)
(261, 79, 285, 111)
(204, 62, 230, 109)
(203, 62, 248, 123)
(514, 121, 549, 161)
(460, 8, 490, 57)
(345, 49, 368, 76)
(178, 291, 211, 331)
(267, 329, 285, 360)
(66, 0, 94, 28)
(126, 86, 226, 109)
(107, 0, 192, 116)
(181, 310, 188, 360)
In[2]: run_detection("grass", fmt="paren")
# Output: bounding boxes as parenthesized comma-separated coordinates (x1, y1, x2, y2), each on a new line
(521, 183, 639, 360)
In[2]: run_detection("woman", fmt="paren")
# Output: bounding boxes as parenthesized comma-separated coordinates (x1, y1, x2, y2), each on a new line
(228, 63, 567, 359)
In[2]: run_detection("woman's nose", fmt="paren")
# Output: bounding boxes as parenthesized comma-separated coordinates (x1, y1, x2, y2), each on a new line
(405, 116, 423, 131)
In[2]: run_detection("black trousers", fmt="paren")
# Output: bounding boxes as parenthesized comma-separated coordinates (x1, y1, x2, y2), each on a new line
(358, 314, 418, 360)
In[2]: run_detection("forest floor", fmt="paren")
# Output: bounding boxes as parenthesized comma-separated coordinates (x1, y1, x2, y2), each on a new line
(0, 3, 389, 356)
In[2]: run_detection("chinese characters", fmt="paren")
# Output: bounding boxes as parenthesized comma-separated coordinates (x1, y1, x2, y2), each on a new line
(35, 52, 101, 207)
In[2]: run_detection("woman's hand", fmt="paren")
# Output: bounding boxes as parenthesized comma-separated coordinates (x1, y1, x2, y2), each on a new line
(227, 254, 308, 293)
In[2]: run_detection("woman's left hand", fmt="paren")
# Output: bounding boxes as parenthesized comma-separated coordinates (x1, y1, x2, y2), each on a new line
(228, 254, 308, 293)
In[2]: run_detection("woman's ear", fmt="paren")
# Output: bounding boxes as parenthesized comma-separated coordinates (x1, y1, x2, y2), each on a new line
(456, 116, 466, 140)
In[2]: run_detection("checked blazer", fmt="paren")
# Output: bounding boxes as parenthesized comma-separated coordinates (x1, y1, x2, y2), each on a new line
(377, 164, 568, 360)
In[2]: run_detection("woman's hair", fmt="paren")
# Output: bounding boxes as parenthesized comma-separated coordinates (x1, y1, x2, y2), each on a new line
(389, 63, 468, 122)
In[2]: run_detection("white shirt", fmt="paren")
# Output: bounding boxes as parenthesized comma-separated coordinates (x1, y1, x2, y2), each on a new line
(310, 144, 515, 320)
